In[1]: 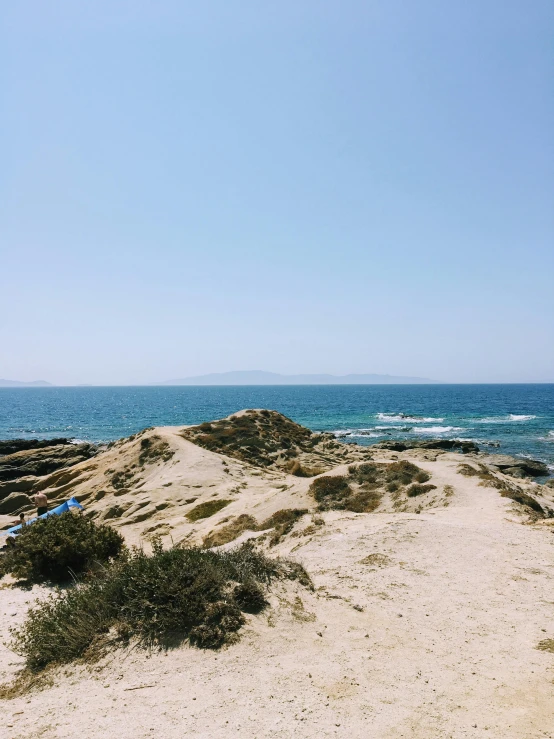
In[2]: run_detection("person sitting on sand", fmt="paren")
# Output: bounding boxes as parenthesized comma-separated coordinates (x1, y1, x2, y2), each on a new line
(34, 491, 48, 517)
(12, 512, 25, 527)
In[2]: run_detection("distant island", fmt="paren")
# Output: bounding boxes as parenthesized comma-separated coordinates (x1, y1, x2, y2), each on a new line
(159, 370, 435, 386)
(0, 379, 53, 387)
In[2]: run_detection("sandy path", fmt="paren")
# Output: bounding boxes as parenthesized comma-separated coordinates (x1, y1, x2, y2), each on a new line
(1, 460, 554, 738)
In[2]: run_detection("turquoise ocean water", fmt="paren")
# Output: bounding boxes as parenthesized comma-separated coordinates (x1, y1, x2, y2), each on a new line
(0, 385, 553, 472)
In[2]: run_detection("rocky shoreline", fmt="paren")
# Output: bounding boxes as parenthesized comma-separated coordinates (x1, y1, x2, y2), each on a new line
(0, 439, 98, 517)
(0, 425, 551, 521)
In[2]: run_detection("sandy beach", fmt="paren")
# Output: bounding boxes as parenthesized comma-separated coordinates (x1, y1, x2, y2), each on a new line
(1, 412, 554, 738)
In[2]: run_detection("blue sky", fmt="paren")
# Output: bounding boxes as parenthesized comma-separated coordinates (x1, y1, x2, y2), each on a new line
(1, 1, 552, 384)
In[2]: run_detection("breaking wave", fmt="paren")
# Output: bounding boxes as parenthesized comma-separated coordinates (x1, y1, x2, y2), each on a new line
(475, 415, 537, 424)
(376, 413, 444, 423)
(333, 429, 382, 439)
(414, 426, 464, 435)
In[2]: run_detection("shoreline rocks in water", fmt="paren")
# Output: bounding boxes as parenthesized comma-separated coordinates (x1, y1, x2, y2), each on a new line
(372, 439, 480, 454)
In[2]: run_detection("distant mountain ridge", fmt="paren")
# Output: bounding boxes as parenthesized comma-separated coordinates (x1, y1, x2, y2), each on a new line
(0, 379, 53, 387)
(160, 371, 435, 386)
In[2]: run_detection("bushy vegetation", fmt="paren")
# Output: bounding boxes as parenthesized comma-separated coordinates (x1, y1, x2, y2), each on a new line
(406, 483, 437, 498)
(9, 540, 309, 671)
(186, 499, 231, 522)
(311, 461, 432, 513)
(0, 512, 125, 584)
(181, 410, 334, 470)
(310, 475, 354, 510)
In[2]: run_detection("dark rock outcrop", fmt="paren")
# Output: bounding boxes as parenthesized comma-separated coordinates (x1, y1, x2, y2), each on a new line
(0, 438, 73, 455)
(479, 455, 549, 478)
(372, 439, 480, 454)
(0, 492, 31, 516)
(0, 440, 98, 511)
(0, 443, 97, 484)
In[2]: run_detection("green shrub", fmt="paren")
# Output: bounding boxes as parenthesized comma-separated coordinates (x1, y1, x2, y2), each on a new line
(309, 474, 384, 512)
(310, 475, 352, 509)
(414, 470, 431, 483)
(406, 484, 437, 497)
(349, 463, 379, 484)
(232, 581, 268, 613)
(0, 512, 124, 584)
(385, 461, 424, 486)
(9, 541, 305, 670)
(342, 489, 382, 513)
(186, 499, 231, 522)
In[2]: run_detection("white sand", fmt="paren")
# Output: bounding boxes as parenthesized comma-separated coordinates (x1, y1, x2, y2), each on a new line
(1, 431, 554, 738)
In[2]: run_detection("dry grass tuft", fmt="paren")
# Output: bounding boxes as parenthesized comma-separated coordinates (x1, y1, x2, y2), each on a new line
(186, 500, 231, 522)
(202, 509, 309, 548)
(259, 509, 308, 546)
(202, 514, 257, 548)
(359, 553, 392, 567)
(537, 638, 554, 653)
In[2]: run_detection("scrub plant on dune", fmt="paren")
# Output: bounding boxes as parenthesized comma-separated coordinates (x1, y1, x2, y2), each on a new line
(0, 511, 125, 584)
(310, 461, 434, 512)
(8, 540, 312, 672)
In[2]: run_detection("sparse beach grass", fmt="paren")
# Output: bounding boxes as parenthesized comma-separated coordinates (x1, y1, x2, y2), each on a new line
(186, 499, 231, 521)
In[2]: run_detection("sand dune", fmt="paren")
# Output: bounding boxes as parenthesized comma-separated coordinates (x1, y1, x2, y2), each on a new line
(1, 411, 554, 737)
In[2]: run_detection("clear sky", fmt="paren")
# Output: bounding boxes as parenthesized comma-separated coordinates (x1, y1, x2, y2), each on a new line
(1, 1, 553, 385)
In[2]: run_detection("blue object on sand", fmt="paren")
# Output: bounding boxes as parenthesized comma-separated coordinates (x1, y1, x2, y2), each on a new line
(3, 497, 84, 537)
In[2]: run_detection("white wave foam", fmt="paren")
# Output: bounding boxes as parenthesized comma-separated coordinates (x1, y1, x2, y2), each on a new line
(476, 414, 537, 424)
(415, 426, 464, 434)
(333, 429, 381, 438)
(374, 425, 413, 431)
(376, 413, 444, 423)
(349, 432, 381, 438)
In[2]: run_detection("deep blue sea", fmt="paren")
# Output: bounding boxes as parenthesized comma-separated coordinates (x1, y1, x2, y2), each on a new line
(0, 385, 553, 471)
